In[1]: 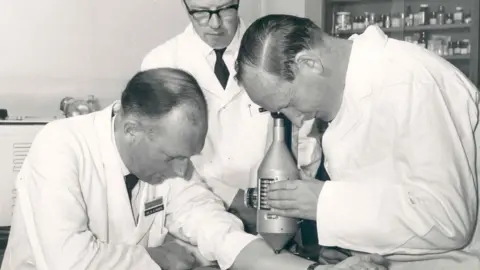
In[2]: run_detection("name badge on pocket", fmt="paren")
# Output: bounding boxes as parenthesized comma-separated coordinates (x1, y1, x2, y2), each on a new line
(144, 197, 164, 217)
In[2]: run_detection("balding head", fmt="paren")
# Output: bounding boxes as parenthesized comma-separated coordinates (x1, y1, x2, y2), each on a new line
(116, 68, 208, 185)
(121, 67, 207, 128)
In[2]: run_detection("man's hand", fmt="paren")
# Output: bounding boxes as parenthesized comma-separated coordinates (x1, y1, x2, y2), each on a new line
(267, 180, 324, 220)
(328, 254, 389, 270)
(146, 241, 196, 270)
(229, 189, 257, 234)
(318, 247, 352, 264)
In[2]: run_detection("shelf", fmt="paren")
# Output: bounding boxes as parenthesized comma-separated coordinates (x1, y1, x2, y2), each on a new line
(336, 24, 471, 35)
(329, 0, 389, 3)
(443, 55, 470, 61)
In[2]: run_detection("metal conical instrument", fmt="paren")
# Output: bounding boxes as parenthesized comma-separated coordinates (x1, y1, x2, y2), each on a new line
(245, 112, 300, 253)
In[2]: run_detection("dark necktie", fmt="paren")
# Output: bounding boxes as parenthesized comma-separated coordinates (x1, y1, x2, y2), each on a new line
(214, 48, 230, 89)
(124, 174, 139, 201)
(284, 117, 294, 155)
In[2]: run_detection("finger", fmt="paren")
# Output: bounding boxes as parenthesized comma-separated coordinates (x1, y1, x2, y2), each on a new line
(357, 261, 386, 270)
(365, 254, 389, 267)
(320, 248, 350, 262)
(267, 200, 297, 210)
(186, 252, 196, 265)
(318, 256, 330, 265)
(267, 190, 297, 200)
(268, 208, 301, 218)
(322, 258, 343, 265)
(268, 180, 298, 191)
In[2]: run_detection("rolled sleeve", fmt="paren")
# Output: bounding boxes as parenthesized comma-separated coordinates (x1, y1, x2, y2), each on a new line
(164, 170, 258, 269)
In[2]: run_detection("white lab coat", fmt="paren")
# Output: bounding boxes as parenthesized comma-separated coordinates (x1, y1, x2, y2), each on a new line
(141, 20, 321, 207)
(1, 103, 257, 270)
(316, 26, 480, 269)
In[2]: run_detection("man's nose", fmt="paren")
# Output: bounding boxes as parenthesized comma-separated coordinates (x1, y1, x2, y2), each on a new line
(208, 14, 221, 29)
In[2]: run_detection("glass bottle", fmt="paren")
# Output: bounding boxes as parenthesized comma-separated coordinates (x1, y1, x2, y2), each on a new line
(454, 6, 464, 24)
(445, 13, 454, 24)
(429, 11, 437, 25)
(447, 41, 454, 56)
(454, 41, 461, 55)
(384, 14, 391, 28)
(464, 13, 472, 24)
(419, 4, 429, 25)
(418, 32, 427, 49)
(437, 5, 445, 25)
(359, 15, 366, 29)
(405, 5, 413, 27)
(392, 13, 401, 28)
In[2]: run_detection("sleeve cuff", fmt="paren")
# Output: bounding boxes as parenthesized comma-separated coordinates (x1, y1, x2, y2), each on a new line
(216, 231, 259, 270)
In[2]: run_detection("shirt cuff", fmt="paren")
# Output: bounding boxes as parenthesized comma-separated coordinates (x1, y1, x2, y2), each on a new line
(216, 231, 259, 269)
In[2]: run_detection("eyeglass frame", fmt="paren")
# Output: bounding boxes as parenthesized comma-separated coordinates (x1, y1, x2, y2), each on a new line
(183, 1, 239, 24)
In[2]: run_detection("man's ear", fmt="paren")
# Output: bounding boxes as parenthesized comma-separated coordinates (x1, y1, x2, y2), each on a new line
(295, 51, 324, 75)
(123, 119, 142, 143)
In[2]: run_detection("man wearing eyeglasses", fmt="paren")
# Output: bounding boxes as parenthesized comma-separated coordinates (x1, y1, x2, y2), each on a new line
(142, 0, 321, 247)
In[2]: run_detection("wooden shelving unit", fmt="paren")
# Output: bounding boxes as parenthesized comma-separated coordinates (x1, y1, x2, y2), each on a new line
(319, 0, 480, 86)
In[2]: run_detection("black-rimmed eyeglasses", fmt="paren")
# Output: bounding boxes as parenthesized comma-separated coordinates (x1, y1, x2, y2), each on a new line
(184, 2, 239, 25)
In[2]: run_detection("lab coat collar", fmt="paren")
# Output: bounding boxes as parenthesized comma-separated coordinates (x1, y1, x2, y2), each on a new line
(184, 18, 246, 58)
(333, 26, 388, 139)
(111, 114, 130, 177)
(93, 102, 156, 245)
(181, 20, 246, 103)
(345, 25, 388, 99)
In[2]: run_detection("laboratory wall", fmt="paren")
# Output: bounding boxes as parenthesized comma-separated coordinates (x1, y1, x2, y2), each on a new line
(0, 0, 262, 117)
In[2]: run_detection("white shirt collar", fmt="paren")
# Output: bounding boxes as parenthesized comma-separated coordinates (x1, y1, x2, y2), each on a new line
(112, 114, 130, 177)
(185, 18, 246, 58)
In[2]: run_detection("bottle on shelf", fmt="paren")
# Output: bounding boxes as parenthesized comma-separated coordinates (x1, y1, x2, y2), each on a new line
(437, 5, 446, 25)
(454, 41, 462, 55)
(454, 6, 464, 24)
(464, 13, 472, 24)
(363, 12, 370, 27)
(405, 5, 413, 27)
(418, 4, 429, 26)
(429, 11, 437, 25)
(391, 13, 402, 28)
(445, 13, 454, 24)
(447, 41, 454, 56)
(418, 32, 427, 49)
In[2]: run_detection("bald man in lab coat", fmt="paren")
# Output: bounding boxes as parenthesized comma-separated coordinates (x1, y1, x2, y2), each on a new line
(1, 68, 389, 270)
(234, 14, 480, 270)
